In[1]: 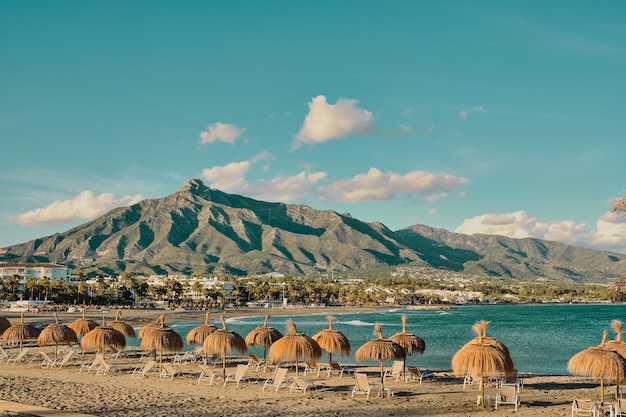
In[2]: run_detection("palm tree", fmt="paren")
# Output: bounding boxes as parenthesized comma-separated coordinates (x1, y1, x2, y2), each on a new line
(611, 193, 626, 216)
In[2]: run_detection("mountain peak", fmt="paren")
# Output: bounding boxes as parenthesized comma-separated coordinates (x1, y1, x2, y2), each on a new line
(179, 178, 209, 195)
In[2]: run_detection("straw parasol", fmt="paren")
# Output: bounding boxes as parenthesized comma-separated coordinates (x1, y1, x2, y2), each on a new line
(140, 316, 183, 365)
(355, 323, 405, 392)
(607, 320, 626, 398)
(268, 320, 322, 376)
(568, 330, 626, 403)
(312, 316, 350, 362)
(475, 320, 515, 373)
(68, 310, 98, 338)
(0, 316, 11, 336)
(389, 315, 425, 376)
(452, 322, 510, 407)
(106, 310, 136, 338)
(203, 315, 247, 378)
(245, 314, 283, 362)
(81, 317, 127, 358)
(37, 313, 78, 358)
(187, 312, 217, 345)
(3, 312, 41, 351)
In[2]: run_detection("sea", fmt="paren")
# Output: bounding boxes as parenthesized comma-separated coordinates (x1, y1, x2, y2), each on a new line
(127, 303, 626, 376)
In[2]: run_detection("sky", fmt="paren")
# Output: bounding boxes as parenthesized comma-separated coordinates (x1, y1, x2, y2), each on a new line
(2, 1, 626, 254)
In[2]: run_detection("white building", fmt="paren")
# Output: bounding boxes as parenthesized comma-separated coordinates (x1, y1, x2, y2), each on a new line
(0, 263, 71, 284)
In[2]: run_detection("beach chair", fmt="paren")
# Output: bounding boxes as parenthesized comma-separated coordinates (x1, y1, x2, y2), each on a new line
(328, 361, 353, 378)
(405, 366, 435, 384)
(95, 356, 115, 376)
(159, 363, 185, 380)
(39, 351, 55, 368)
(615, 398, 626, 416)
(383, 360, 404, 382)
(262, 367, 289, 392)
(290, 376, 325, 394)
(7, 348, 31, 365)
(495, 384, 520, 411)
(224, 364, 255, 387)
(502, 370, 524, 391)
(51, 350, 76, 368)
(571, 399, 595, 417)
(247, 353, 266, 371)
(198, 365, 221, 385)
(352, 373, 383, 400)
(0, 346, 8, 363)
(303, 362, 329, 377)
(463, 374, 481, 389)
(131, 360, 158, 378)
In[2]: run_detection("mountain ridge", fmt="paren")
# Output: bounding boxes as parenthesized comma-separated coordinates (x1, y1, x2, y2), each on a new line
(1, 179, 624, 283)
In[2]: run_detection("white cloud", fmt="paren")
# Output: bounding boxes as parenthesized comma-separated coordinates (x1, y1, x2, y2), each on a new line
(254, 172, 327, 202)
(385, 124, 413, 138)
(8, 191, 143, 227)
(293, 95, 373, 148)
(456, 210, 626, 253)
(199, 122, 245, 144)
(201, 161, 251, 193)
(317, 168, 470, 203)
(459, 105, 486, 121)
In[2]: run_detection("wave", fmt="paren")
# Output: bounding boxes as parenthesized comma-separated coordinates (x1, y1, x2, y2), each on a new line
(340, 319, 375, 327)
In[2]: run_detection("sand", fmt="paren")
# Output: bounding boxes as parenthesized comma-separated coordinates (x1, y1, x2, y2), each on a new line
(0, 308, 614, 416)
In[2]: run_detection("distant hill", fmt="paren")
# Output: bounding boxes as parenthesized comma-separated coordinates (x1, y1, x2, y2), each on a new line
(1, 178, 624, 283)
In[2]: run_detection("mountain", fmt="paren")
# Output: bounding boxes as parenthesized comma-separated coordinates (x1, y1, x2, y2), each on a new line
(1, 178, 624, 283)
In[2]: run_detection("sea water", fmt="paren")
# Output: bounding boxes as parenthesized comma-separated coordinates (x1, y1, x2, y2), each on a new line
(130, 304, 626, 376)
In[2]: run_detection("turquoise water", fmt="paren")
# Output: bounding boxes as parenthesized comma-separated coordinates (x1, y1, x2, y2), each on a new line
(128, 304, 626, 376)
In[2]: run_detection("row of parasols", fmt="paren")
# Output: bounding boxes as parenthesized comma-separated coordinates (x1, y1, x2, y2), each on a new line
(5, 310, 623, 406)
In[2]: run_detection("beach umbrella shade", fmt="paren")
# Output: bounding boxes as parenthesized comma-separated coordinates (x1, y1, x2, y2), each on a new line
(606, 319, 626, 397)
(187, 312, 217, 345)
(140, 317, 183, 365)
(0, 316, 11, 336)
(452, 322, 510, 408)
(3, 312, 41, 351)
(68, 310, 99, 338)
(389, 314, 425, 376)
(355, 323, 405, 392)
(203, 315, 247, 378)
(106, 310, 136, 338)
(38, 313, 78, 358)
(474, 320, 515, 374)
(268, 320, 321, 376)
(312, 316, 350, 362)
(245, 314, 283, 362)
(568, 330, 626, 403)
(81, 317, 127, 358)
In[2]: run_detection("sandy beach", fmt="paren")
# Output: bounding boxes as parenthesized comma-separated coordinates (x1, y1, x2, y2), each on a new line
(0, 308, 615, 416)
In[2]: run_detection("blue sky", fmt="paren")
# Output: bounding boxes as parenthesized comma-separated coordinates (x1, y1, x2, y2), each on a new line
(2, 1, 626, 253)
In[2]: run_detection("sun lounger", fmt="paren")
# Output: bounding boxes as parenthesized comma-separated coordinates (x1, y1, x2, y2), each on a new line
(290, 376, 325, 394)
(383, 360, 404, 382)
(159, 363, 186, 380)
(327, 361, 353, 378)
(495, 384, 520, 411)
(615, 398, 626, 416)
(262, 367, 289, 392)
(131, 360, 158, 379)
(352, 373, 388, 399)
(0, 346, 8, 363)
(247, 354, 266, 371)
(198, 365, 221, 385)
(39, 351, 55, 368)
(7, 348, 31, 366)
(405, 366, 435, 384)
(571, 399, 595, 417)
(303, 362, 329, 377)
(224, 364, 257, 387)
(51, 350, 76, 368)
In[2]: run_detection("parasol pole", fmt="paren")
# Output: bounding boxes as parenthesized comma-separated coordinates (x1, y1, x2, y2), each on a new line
(263, 315, 270, 362)
(328, 316, 335, 362)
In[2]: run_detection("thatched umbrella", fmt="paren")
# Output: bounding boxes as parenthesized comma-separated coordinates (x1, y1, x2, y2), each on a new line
(187, 312, 217, 345)
(3, 312, 41, 350)
(355, 323, 405, 393)
(68, 310, 98, 338)
(37, 313, 78, 358)
(312, 316, 350, 362)
(568, 330, 626, 403)
(268, 320, 321, 376)
(106, 310, 136, 338)
(81, 317, 127, 358)
(0, 316, 11, 336)
(452, 322, 510, 408)
(140, 317, 183, 365)
(475, 320, 515, 374)
(203, 315, 247, 378)
(245, 314, 283, 362)
(389, 315, 425, 376)
(607, 320, 626, 398)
